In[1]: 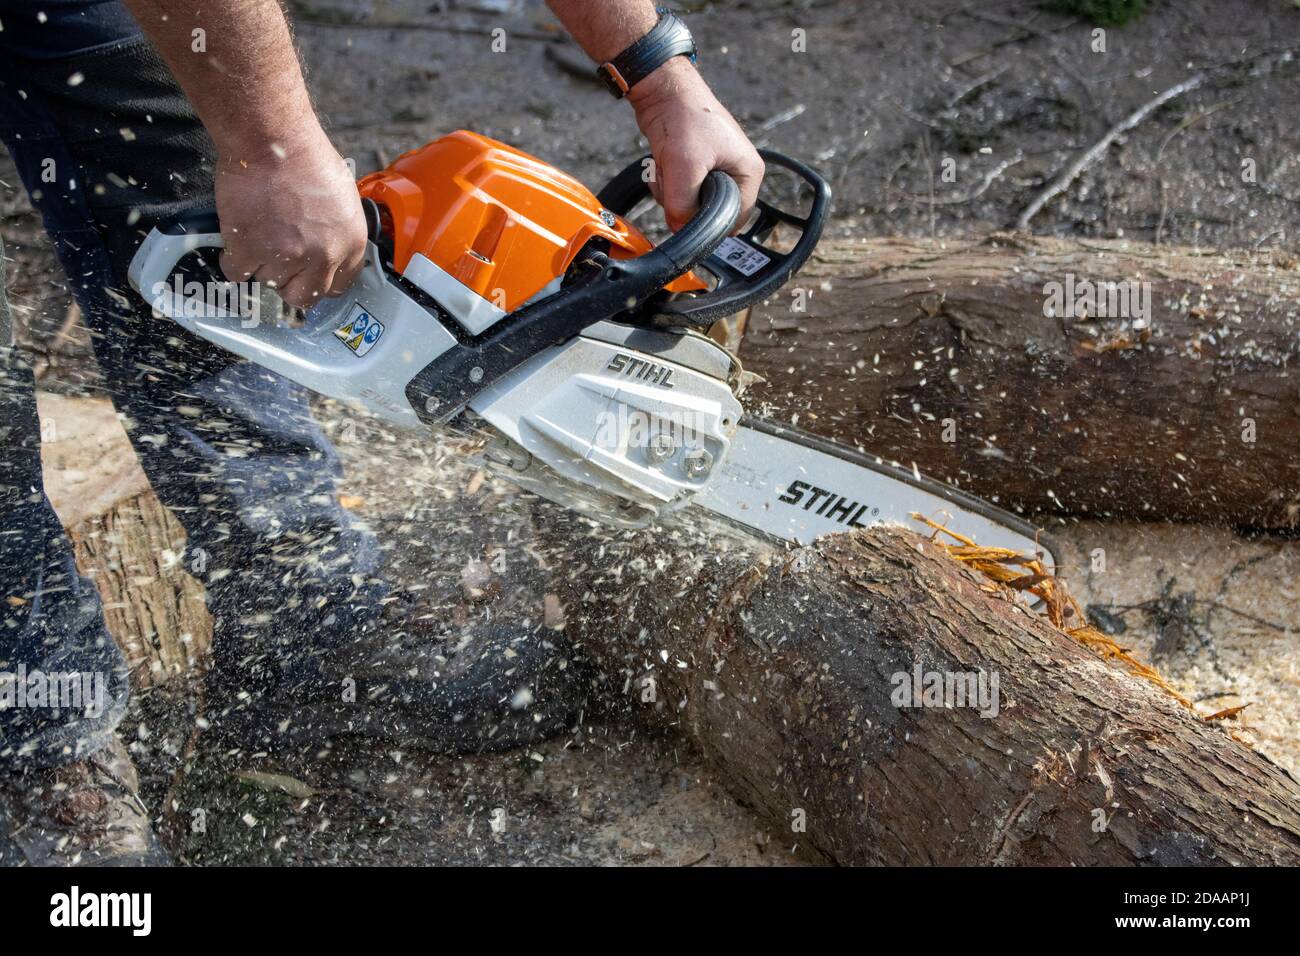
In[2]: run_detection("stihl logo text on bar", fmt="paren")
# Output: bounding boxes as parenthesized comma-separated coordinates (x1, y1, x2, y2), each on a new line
(777, 479, 880, 527)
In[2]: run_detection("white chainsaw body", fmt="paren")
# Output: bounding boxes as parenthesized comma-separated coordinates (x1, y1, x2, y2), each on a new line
(130, 232, 744, 523)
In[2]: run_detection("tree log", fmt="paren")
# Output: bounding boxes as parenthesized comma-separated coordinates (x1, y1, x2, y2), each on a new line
(739, 235, 1300, 527)
(67, 492, 211, 689)
(541, 510, 1300, 865)
(39, 393, 211, 689)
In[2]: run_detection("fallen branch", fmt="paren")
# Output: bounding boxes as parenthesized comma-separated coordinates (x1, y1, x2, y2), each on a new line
(1015, 48, 1297, 230)
(897, 152, 1023, 205)
(1015, 73, 1205, 230)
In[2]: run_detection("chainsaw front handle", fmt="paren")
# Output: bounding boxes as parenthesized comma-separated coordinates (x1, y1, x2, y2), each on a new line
(651, 169, 743, 273)
(597, 149, 831, 328)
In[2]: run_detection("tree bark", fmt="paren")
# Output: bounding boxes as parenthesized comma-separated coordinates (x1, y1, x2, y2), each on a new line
(738, 234, 1300, 527)
(541, 510, 1300, 865)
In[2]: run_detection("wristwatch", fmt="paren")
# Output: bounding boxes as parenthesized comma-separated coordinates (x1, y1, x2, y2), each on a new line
(597, 9, 697, 99)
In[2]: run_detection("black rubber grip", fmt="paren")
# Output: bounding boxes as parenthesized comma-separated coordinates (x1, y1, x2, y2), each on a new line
(598, 149, 831, 328)
(651, 171, 740, 272)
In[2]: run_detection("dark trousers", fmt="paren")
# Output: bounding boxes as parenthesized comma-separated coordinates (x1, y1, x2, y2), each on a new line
(0, 8, 384, 769)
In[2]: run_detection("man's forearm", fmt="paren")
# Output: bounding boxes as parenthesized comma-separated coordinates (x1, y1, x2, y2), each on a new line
(123, 0, 366, 308)
(546, 0, 701, 110)
(122, 0, 323, 158)
(545, 0, 659, 63)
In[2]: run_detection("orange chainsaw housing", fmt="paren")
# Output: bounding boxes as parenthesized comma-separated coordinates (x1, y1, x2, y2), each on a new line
(357, 130, 704, 316)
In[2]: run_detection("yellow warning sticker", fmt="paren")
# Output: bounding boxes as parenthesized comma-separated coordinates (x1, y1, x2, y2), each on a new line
(334, 304, 384, 357)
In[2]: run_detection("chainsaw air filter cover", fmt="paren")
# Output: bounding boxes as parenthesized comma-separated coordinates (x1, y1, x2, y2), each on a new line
(357, 130, 701, 336)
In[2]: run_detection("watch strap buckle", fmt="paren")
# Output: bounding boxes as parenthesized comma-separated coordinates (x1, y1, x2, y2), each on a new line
(597, 61, 632, 98)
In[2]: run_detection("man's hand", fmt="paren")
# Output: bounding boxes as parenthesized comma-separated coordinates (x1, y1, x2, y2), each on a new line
(545, 1, 764, 233)
(629, 58, 764, 233)
(124, 1, 367, 309)
(216, 130, 367, 310)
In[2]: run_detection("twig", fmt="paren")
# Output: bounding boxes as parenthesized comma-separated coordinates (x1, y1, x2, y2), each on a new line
(897, 152, 1023, 205)
(949, 12, 1078, 67)
(1015, 73, 1206, 230)
(1048, 46, 1097, 111)
(880, 152, 912, 216)
(1155, 178, 1169, 246)
(921, 132, 936, 237)
(889, 98, 951, 133)
(544, 42, 601, 84)
(47, 300, 82, 354)
(755, 103, 807, 135)
(962, 8, 1063, 42)
(945, 64, 1010, 109)
(1156, 99, 1237, 161)
(834, 134, 872, 197)
(1204, 552, 1275, 637)
(1153, 99, 1237, 244)
(752, 104, 807, 147)
(1016, 47, 1297, 231)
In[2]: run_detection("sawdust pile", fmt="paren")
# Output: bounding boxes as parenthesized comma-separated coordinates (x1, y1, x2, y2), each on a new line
(913, 514, 1219, 717)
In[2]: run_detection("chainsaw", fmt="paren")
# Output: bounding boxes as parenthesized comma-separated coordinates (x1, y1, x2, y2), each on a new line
(128, 130, 1058, 568)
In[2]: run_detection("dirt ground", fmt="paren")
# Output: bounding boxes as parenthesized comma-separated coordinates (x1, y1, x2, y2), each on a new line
(38, 393, 814, 865)
(5, 0, 1300, 864)
(8, 0, 1300, 379)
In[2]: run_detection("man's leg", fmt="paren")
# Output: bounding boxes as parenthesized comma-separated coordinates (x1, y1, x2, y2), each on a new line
(0, 246, 128, 770)
(0, 235, 163, 866)
(0, 32, 389, 713)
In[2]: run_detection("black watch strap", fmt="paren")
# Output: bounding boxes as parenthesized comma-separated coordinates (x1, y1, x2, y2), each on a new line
(597, 10, 697, 99)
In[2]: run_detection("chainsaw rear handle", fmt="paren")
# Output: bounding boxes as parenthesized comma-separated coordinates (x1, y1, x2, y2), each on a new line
(597, 149, 831, 327)
(126, 202, 390, 318)
(126, 208, 226, 319)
